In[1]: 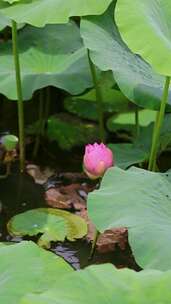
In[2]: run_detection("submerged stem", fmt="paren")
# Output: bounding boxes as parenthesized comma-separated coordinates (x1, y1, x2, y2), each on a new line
(87, 50, 105, 142)
(12, 20, 25, 172)
(148, 76, 170, 171)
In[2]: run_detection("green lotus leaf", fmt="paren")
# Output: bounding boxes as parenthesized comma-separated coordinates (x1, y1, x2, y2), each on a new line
(134, 113, 171, 155)
(88, 166, 171, 270)
(134, 125, 154, 154)
(65, 76, 130, 121)
(115, 0, 171, 76)
(0, 13, 24, 30)
(8, 208, 87, 248)
(107, 109, 156, 135)
(158, 113, 171, 152)
(0, 22, 92, 100)
(0, 11, 10, 30)
(109, 143, 149, 169)
(22, 264, 171, 304)
(0, 11, 25, 30)
(47, 114, 99, 150)
(108, 111, 158, 169)
(0, 0, 113, 27)
(0, 241, 72, 304)
(80, 3, 171, 111)
(109, 112, 171, 167)
(3, 0, 21, 4)
(64, 89, 129, 121)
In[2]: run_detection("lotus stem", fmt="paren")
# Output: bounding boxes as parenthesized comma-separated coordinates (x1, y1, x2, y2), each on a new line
(148, 76, 170, 171)
(87, 50, 105, 142)
(89, 229, 100, 259)
(12, 20, 25, 172)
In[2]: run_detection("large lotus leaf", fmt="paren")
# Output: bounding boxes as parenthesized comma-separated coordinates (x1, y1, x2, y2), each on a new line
(0, 0, 113, 27)
(88, 166, 171, 270)
(8, 208, 87, 248)
(109, 143, 149, 169)
(134, 125, 153, 154)
(80, 3, 171, 111)
(47, 114, 99, 150)
(158, 113, 171, 152)
(0, 240, 72, 304)
(0, 12, 25, 30)
(115, 0, 171, 76)
(109, 113, 171, 167)
(108, 112, 156, 169)
(107, 109, 156, 134)
(134, 113, 171, 155)
(108, 110, 171, 150)
(22, 264, 171, 304)
(0, 22, 92, 100)
(65, 88, 130, 121)
(0, 11, 10, 30)
(3, 0, 20, 4)
(64, 90, 126, 121)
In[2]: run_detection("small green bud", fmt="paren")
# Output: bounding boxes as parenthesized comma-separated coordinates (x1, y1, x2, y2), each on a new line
(2, 135, 18, 151)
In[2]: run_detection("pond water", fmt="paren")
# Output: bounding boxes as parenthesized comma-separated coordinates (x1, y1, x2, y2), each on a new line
(0, 169, 140, 271)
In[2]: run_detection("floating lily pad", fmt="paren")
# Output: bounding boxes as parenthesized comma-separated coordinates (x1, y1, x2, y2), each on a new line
(8, 208, 87, 248)
(115, 0, 171, 76)
(0, 241, 72, 304)
(80, 2, 171, 111)
(22, 264, 171, 304)
(0, 0, 113, 27)
(0, 22, 92, 100)
(88, 166, 171, 270)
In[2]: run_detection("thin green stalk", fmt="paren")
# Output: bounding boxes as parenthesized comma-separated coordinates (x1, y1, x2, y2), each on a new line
(148, 111, 160, 170)
(89, 229, 100, 259)
(135, 106, 140, 139)
(33, 90, 44, 159)
(87, 50, 105, 142)
(148, 76, 170, 171)
(12, 20, 25, 172)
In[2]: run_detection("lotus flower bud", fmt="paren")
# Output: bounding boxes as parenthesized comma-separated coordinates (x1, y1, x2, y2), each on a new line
(83, 143, 114, 179)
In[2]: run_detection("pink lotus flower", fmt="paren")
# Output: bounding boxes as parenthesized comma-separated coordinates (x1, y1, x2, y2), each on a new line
(83, 143, 114, 179)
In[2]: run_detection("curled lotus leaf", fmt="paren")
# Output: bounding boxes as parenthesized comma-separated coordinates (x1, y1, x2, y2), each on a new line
(0, 0, 113, 27)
